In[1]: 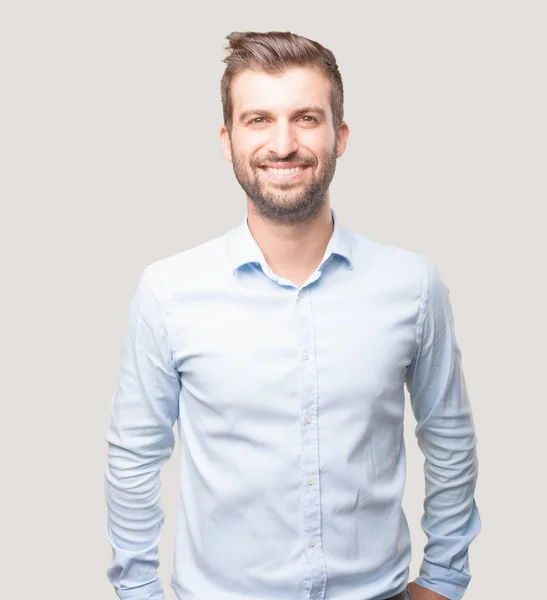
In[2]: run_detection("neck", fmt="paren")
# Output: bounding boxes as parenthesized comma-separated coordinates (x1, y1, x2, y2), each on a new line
(245, 198, 334, 278)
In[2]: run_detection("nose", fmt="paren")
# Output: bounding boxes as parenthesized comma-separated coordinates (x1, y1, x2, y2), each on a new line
(266, 120, 298, 158)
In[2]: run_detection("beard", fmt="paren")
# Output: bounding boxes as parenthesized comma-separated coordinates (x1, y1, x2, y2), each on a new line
(231, 143, 338, 226)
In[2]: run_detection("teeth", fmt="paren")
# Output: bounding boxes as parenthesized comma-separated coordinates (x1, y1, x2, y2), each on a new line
(266, 167, 303, 176)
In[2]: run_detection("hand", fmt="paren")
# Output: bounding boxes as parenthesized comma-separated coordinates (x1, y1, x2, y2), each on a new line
(407, 581, 450, 600)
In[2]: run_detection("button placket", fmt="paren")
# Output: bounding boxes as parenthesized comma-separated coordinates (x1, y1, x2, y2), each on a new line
(295, 287, 326, 598)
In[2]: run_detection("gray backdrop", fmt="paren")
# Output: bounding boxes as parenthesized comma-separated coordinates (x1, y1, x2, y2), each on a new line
(2, 1, 546, 599)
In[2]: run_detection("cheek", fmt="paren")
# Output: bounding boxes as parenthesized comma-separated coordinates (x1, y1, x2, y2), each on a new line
(232, 131, 268, 156)
(300, 130, 336, 157)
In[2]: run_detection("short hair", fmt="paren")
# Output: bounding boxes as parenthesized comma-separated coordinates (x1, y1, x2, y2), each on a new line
(221, 31, 344, 133)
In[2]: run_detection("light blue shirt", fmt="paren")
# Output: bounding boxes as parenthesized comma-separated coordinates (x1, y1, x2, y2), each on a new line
(105, 209, 480, 600)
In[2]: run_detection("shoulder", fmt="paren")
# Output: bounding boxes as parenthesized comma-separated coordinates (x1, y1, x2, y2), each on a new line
(346, 227, 434, 288)
(139, 232, 231, 301)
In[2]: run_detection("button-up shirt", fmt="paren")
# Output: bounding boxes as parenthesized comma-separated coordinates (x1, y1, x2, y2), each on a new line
(105, 209, 481, 600)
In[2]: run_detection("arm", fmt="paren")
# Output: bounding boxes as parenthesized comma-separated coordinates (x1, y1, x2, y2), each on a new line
(405, 259, 481, 600)
(105, 265, 181, 599)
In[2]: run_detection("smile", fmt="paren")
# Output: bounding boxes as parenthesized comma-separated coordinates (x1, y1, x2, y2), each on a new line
(259, 165, 310, 181)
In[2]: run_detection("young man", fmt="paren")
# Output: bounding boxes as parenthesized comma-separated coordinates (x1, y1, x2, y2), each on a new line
(105, 31, 481, 600)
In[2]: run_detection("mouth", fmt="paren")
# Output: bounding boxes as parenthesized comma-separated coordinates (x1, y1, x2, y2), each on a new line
(258, 165, 311, 182)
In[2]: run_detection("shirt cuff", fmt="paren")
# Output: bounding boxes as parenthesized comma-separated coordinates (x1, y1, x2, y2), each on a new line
(115, 577, 164, 600)
(416, 559, 470, 600)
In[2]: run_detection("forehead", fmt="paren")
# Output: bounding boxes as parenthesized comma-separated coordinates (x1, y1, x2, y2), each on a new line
(231, 66, 332, 117)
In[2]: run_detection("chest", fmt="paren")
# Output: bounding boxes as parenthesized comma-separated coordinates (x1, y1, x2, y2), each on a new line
(167, 279, 418, 423)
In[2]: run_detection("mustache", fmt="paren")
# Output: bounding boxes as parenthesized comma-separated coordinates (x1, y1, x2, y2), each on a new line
(250, 153, 316, 168)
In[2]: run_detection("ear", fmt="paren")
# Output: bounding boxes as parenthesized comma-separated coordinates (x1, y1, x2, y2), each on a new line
(335, 121, 350, 158)
(219, 125, 233, 163)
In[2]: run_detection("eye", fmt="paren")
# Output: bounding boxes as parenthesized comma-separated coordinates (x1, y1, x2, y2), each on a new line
(298, 115, 318, 124)
(249, 117, 267, 125)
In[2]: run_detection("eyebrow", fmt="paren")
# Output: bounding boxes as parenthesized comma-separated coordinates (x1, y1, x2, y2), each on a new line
(238, 106, 327, 123)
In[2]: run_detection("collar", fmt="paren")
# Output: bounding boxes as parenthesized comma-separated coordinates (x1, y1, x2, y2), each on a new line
(226, 208, 354, 274)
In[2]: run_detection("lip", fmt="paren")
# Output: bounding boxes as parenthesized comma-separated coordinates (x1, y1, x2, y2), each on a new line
(258, 165, 311, 182)
(260, 162, 308, 169)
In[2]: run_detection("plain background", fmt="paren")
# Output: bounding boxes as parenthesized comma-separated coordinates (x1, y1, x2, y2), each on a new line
(2, 1, 546, 599)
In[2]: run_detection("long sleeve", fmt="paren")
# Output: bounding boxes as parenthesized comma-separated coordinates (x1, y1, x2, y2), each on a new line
(405, 259, 481, 600)
(105, 265, 181, 599)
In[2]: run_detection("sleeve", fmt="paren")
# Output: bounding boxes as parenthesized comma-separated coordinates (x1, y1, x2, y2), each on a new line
(104, 265, 181, 600)
(405, 258, 481, 600)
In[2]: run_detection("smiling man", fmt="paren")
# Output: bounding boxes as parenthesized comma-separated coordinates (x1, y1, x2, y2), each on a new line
(223, 67, 342, 226)
(105, 31, 481, 600)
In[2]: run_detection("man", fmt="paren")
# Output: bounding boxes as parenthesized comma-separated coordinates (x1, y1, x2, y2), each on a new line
(105, 31, 481, 600)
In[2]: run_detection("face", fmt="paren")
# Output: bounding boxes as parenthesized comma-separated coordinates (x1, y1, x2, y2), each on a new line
(220, 67, 349, 225)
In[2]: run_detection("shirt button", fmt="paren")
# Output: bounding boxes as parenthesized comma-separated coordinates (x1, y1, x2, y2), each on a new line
(305, 415, 312, 423)
(456, 586, 464, 593)
(307, 477, 315, 485)
(298, 291, 305, 299)
(302, 350, 309, 361)
(308, 538, 316, 547)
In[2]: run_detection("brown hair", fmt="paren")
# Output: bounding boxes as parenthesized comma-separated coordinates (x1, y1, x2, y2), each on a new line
(221, 31, 344, 134)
